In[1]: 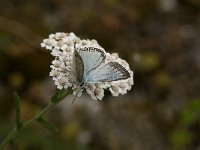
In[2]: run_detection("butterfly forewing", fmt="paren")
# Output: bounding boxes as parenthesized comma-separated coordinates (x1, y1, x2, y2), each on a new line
(86, 62, 130, 82)
(77, 47, 106, 76)
(74, 50, 84, 82)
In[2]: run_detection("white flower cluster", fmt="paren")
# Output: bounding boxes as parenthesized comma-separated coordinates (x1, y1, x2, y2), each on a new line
(41, 32, 134, 100)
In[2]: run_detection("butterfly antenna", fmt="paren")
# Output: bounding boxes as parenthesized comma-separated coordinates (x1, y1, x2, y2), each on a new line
(95, 95, 101, 102)
(72, 91, 79, 104)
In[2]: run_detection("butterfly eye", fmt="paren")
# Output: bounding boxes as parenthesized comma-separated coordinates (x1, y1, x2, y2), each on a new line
(80, 82, 84, 87)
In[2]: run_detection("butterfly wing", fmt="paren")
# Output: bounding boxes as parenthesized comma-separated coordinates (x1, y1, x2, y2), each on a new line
(77, 47, 106, 77)
(85, 62, 130, 82)
(74, 50, 84, 82)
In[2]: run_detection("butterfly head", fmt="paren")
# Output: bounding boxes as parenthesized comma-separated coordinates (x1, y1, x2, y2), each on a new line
(79, 82, 85, 88)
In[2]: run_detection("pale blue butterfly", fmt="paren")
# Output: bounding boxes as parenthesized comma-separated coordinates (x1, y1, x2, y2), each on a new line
(72, 43, 130, 102)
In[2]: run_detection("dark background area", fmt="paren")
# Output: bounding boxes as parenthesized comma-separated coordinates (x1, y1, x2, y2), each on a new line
(0, 0, 200, 150)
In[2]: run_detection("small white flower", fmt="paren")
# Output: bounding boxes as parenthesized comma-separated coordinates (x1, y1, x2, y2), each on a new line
(41, 38, 57, 50)
(49, 34, 56, 39)
(49, 70, 63, 81)
(85, 84, 104, 100)
(41, 32, 134, 100)
(72, 84, 83, 97)
(50, 48, 62, 57)
(52, 60, 64, 68)
(55, 76, 71, 90)
(109, 85, 120, 96)
(55, 32, 65, 40)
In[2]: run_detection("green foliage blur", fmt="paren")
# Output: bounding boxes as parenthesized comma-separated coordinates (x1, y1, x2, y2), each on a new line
(0, 0, 200, 150)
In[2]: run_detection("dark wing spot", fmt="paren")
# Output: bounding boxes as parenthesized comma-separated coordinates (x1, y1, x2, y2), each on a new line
(107, 62, 130, 80)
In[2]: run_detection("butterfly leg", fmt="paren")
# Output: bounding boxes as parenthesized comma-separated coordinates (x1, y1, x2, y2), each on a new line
(72, 92, 79, 104)
(71, 82, 85, 104)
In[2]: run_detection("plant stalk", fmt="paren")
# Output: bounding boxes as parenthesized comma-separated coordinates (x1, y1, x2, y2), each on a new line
(0, 99, 60, 149)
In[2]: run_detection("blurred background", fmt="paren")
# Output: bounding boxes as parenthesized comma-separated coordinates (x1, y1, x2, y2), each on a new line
(0, 0, 200, 150)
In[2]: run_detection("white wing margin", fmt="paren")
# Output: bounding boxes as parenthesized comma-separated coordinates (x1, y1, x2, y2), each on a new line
(85, 62, 131, 82)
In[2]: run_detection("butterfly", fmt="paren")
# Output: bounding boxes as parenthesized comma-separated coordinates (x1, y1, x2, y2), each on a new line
(72, 43, 130, 102)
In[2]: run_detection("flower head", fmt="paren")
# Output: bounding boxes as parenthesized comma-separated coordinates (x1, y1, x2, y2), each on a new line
(41, 32, 134, 100)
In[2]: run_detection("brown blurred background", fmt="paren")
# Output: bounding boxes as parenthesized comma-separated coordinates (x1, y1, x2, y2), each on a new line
(0, 0, 200, 150)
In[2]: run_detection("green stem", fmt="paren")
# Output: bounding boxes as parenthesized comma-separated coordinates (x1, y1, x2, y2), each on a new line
(0, 88, 72, 150)
(0, 127, 17, 150)
(23, 102, 55, 127)
(0, 102, 55, 150)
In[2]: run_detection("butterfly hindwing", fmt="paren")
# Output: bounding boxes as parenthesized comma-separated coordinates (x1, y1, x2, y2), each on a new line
(77, 47, 106, 76)
(85, 62, 130, 82)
